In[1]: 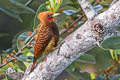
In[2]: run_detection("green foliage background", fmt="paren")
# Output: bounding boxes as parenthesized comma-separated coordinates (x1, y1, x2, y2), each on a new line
(1, 0, 120, 80)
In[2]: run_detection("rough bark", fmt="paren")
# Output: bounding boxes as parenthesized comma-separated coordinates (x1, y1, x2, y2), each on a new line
(6, 67, 23, 80)
(78, 0, 97, 19)
(110, 0, 119, 7)
(22, 0, 120, 80)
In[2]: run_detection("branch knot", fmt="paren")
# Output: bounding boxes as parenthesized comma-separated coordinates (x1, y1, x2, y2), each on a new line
(91, 20, 105, 43)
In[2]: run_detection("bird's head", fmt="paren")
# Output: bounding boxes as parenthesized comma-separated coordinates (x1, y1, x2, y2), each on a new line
(38, 11, 60, 25)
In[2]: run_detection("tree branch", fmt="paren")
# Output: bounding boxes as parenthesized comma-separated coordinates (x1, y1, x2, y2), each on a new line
(110, 0, 119, 7)
(6, 67, 23, 80)
(22, 1, 120, 80)
(78, 0, 97, 19)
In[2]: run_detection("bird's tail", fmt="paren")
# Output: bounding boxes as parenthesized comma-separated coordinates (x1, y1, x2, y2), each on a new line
(29, 56, 37, 73)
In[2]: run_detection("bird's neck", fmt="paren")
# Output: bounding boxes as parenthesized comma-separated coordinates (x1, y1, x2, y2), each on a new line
(42, 21, 53, 27)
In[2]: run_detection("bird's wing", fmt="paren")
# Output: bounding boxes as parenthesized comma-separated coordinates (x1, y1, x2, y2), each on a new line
(34, 24, 52, 58)
(52, 23, 59, 46)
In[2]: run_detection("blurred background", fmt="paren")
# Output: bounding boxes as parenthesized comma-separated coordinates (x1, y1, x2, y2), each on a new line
(0, 12, 23, 51)
(1, 0, 120, 80)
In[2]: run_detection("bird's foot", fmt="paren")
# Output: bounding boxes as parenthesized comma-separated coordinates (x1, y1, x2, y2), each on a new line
(52, 47, 56, 50)
(43, 57, 47, 62)
(56, 41, 65, 54)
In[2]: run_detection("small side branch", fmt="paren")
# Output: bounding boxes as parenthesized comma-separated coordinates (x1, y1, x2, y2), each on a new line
(78, 0, 97, 19)
(59, 16, 82, 36)
(0, 34, 34, 68)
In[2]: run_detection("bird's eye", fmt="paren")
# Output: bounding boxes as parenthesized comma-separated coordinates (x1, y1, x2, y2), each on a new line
(47, 14, 52, 18)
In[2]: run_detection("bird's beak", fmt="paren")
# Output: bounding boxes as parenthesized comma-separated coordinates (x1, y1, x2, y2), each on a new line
(52, 13, 60, 17)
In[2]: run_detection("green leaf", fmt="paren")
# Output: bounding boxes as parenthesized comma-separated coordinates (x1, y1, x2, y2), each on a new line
(114, 49, 120, 55)
(3, 48, 14, 54)
(46, 0, 63, 12)
(109, 49, 115, 59)
(9, 0, 35, 13)
(86, 47, 112, 70)
(57, 13, 69, 26)
(110, 49, 120, 61)
(62, 6, 78, 11)
(2, 77, 8, 80)
(9, 62, 19, 70)
(19, 0, 46, 29)
(1, 66, 8, 72)
(17, 32, 27, 49)
(0, 0, 35, 14)
(90, 73, 96, 80)
(0, 33, 9, 38)
(74, 46, 112, 73)
(16, 61, 26, 71)
(108, 74, 120, 80)
(16, 56, 33, 63)
(61, 0, 73, 6)
(113, 50, 119, 60)
(66, 63, 76, 72)
(33, 3, 47, 30)
(56, 70, 80, 80)
(66, 67, 91, 80)
(50, 0, 55, 11)
(6, 75, 13, 80)
(13, 0, 29, 4)
(76, 54, 96, 64)
(0, 7, 22, 22)
(24, 33, 34, 44)
(101, 36, 120, 49)
(16, 31, 34, 50)
(89, 0, 94, 3)
(20, 14, 34, 29)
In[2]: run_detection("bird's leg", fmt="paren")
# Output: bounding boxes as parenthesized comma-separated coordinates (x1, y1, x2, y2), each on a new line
(51, 47, 56, 51)
(43, 57, 47, 62)
(29, 56, 37, 73)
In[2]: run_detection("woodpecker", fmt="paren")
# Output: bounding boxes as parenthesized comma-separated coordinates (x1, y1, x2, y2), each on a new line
(31, 11, 60, 72)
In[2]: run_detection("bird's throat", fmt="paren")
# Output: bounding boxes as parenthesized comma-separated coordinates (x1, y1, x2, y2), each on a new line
(46, 17, 53, 21)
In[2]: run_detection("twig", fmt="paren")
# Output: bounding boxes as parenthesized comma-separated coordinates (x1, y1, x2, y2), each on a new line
(25, 0, 33, 6)
(16, 35, 34, 55)
(0, 14, 81, 68)
(59, 16, 82, 36)
(0, 34, 35, 68)
(78, 0, 97, 19)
